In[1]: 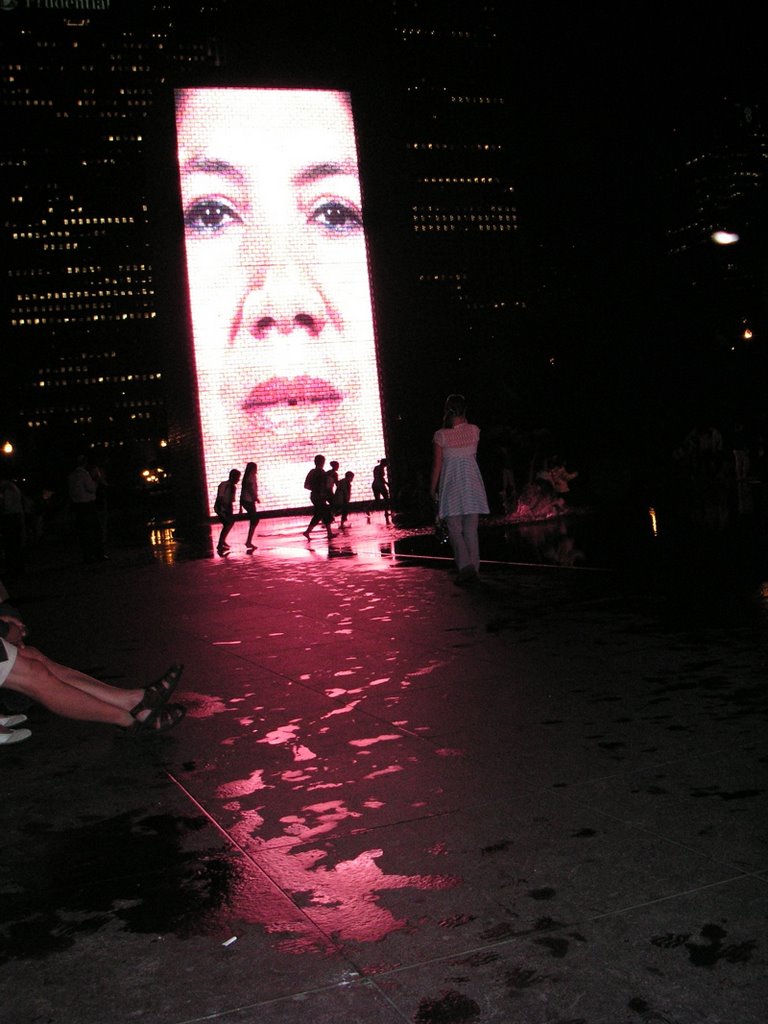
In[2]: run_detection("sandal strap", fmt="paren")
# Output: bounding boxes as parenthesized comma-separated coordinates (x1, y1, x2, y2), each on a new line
(129, 664, 184, 717)
(129, 703, 186, 733)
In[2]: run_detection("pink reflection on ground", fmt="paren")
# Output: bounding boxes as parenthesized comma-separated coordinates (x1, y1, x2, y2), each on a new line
(349, 734, 402, 748)
(364, 766, 403, 780)
(321, 700, 361, 719)
(293, 745, 317, 761)
(281, 770, 314, 783)
(258, 722, 301, 745)
(407, 661, 446, 678)
(222, 798, 460, 950)
(183, 692, 231, 718)
(218, 769, 269, 798)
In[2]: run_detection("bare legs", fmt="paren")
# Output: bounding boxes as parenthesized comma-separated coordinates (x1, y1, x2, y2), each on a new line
(446, 514, 480, 579)
(4, 647, 176, 728)
(245, 518, 257, 548)
(217, 516, 235, 551)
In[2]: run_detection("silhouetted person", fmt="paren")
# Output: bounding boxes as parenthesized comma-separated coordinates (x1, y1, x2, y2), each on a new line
(333, 470, 355, 529)
(0, 479, 26, 578)
(89, 462, 109, 554)
(214, 468, 240, 553)
(327, 460, 340, 494)
(371, 458, 390, 523)
(240, 461, 260, 550)
(303, 455, 333, 540)
(68, 455, 105, 563)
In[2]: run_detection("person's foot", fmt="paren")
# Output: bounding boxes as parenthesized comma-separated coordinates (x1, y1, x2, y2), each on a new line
(0, 714, 27, 728)
(302, 530, 311, 538)
(245, 543, 256, 551)
(130, 664, 183, 715)
(454, 567, 480, 587)
(0, 727, 32, 744)
(129, 703, 186, 734)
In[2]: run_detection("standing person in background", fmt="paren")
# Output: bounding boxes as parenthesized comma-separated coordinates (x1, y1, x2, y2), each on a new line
(333, 470, 355, 530)
(371, 458, 390, 524)
(214, 468, 240, 554)
(430, 394, 489, 586)
(240, 462, 260, 551)
(68, 455, 105, 564)
(327, 461, 340, 497)
(0, 479, 26, 578)
(89, 462, 109, 556)
(302, 455, 333, 541)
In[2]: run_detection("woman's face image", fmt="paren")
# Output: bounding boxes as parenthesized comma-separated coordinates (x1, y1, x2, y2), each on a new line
(175, 88, 385, 511)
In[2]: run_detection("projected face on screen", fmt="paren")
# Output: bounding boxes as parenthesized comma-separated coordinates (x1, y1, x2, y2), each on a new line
(174, 88, 385, 513)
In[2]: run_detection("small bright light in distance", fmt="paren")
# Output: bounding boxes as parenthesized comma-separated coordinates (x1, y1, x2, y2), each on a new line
(712, 230, 739, 245)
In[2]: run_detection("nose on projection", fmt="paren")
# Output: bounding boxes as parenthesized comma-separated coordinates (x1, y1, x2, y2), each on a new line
(252, 311, 320, 339)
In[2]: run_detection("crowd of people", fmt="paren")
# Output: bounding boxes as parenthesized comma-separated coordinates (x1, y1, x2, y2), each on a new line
(212, 456, 387, 552)
(210, 392, 492, 588)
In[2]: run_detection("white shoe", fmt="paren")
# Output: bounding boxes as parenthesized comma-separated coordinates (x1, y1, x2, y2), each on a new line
(0, 728, 32, 744)
(0, 715, 27, 728)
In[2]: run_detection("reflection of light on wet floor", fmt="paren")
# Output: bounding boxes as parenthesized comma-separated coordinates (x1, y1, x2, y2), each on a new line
(163, 543, 467, 954)
(258, 722, 302, 745)
(212, 799, 461, 950)
(184, 692, 230, 718)
(218, 769, 268, 797)
(348, 734, 402, 748)
(207, 515, 427, 568)
(321, 700, 361, 719)
(364, 765, 403, 779)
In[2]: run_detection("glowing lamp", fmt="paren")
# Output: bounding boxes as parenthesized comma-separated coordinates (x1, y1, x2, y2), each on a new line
(711, 230, 739, 245)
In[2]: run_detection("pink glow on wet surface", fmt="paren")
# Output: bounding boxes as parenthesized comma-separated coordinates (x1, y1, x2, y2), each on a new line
(218, 769, 268, 798)
(183, 692, 231, 718)
(348, 734, 403, 748)
(162, 550, 469, 954)
(219, 798, 461, 949)
(321, 701, 361, 719)
(363, 766, 403, 779)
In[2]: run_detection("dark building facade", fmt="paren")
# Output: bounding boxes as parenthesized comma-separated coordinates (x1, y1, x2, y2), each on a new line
(0, 0, 226, 487)
(377, 1, 527, 439)
(664, 98, 767, 347)
(2, 0, 529, 512)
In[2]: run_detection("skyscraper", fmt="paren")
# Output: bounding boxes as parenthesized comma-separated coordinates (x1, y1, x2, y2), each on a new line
(0, 0, 226, 482)
(2, 0, 528, 509)
(664, 97, 767, 351)
(378, 1, 526, 432)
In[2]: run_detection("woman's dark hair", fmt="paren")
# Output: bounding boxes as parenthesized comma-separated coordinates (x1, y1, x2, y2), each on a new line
(444, 394, 467, 419)
(243, 461, 257, 481)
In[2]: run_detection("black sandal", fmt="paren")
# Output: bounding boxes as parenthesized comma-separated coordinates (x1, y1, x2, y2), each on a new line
(129, 664, 183, 716)
(129, 703, 186, 734)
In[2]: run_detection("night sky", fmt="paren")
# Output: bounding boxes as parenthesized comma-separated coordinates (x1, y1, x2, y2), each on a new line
(204, 6, 768, 473)
(4, 5, 765, 493)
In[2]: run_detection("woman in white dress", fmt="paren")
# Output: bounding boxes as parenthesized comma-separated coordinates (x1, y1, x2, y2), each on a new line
(430, 394, 489, 584)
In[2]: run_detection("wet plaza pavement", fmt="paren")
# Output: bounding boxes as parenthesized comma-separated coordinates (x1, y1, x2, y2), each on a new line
(1, 512, 767, 1023)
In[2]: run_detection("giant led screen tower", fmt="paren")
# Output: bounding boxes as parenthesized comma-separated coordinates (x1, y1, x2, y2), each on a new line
(174, 87, 386, 513)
